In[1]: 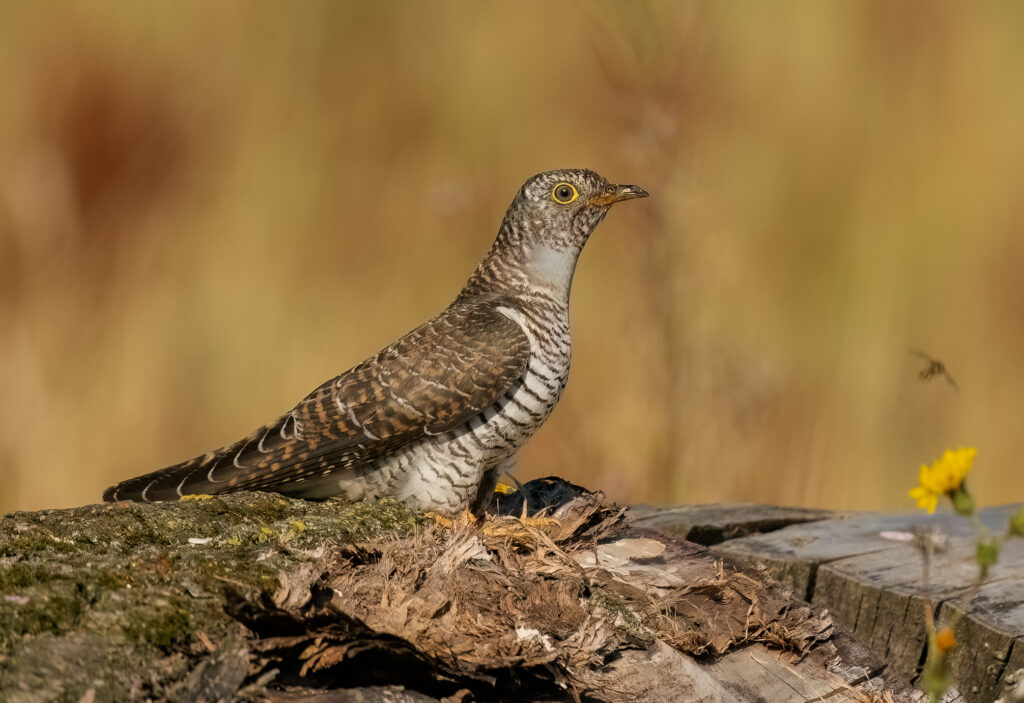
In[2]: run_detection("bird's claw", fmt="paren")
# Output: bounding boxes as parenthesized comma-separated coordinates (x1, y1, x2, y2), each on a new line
(426, 510, 478, 528)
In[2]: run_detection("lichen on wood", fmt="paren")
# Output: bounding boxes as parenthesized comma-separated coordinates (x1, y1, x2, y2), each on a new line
(0, 493, 422, 702)
(0, 484, 928, 702)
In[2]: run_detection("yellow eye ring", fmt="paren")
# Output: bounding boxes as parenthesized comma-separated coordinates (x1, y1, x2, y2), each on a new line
(551, 182, 579, 204)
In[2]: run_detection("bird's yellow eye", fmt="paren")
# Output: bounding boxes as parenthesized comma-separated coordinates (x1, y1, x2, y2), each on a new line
(551, 182, 579, 204)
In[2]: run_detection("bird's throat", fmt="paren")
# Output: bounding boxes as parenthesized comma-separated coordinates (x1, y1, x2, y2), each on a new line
(521, 243, 580, 301)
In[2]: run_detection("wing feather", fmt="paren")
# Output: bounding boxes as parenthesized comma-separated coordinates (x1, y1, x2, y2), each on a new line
(103, 298, 531, 501)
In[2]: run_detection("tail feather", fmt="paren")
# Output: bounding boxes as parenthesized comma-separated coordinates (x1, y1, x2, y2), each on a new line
(102, 424, 274, 502)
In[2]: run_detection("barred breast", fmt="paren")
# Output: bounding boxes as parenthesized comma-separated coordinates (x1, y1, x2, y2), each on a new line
(282, 300, 571, 511)
(388, 302, 571, 510)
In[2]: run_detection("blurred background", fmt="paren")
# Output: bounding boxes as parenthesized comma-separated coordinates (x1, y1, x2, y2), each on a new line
(2, 1, 1022, 515)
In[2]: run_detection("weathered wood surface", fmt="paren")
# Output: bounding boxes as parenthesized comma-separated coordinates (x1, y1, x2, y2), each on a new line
(941, 578, 1024, 702)
(566, 532, 918, 702)
(0, 491, 937, 703)
(637, 502, 1023, 703)
(629, 503, 839, 546)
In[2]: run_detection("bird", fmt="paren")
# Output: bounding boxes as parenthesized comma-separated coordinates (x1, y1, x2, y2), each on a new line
(103, 169, 648, 513)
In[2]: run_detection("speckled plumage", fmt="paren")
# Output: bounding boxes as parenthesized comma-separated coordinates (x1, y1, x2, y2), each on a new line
(103, 169, 647, 511)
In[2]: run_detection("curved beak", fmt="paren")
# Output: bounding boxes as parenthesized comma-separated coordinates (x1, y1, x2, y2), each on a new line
(587, 183, 649, 208)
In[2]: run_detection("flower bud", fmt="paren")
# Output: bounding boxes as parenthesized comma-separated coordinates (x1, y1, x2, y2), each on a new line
(1010, 507, 1024, 537)
(935, 626, 956, 653)
(976, 536, 1001, 580)
(951, 486, 975, 517)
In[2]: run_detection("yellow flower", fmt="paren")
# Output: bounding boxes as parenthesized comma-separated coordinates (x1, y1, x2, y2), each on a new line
(909, 447, 976, 513)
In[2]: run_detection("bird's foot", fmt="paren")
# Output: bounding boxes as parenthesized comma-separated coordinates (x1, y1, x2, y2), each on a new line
(179, 494, 215, 502)
(482, 513, 560, 540)
(425, 510, 477, 529)
(515, 514, 560, 529)
(428, 506, 560, 544)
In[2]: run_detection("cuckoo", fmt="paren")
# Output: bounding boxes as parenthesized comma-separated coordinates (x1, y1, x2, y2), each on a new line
(103, 169, 648, 512)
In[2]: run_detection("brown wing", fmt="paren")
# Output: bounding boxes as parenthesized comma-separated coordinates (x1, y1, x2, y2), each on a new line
(103, 299, 530, 501)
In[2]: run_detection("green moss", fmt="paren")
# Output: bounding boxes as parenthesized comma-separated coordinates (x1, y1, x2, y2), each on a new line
(178, 494, 216, 502)
(323, 497, 425, 541)
(0, 585, 85, 649)
(0, 562, 57, 590)
(0, 533, 80, 556)
(92, 568, 129, 592)
(0, 491, 431, 698)
(590, 587, 653, 646)
(186, 549, 279, 591)
(123, 598, 191, 650)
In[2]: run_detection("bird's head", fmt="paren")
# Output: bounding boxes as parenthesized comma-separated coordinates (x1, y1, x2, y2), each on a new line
(461, 168, 648, 301)
(507, 168, 649, 252)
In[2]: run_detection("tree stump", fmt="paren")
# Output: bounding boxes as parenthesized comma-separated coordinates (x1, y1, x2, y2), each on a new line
(634, 502, 1024, 702)
(1, 487, 968, 702)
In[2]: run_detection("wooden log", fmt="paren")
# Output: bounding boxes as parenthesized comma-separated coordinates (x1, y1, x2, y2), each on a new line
(812, 549, 936, 680)
(703, 636, 964, 703)
(266, 688, 440, 703)
(629, 502, 838, 546)
(706, 504, 1024, 703)
(941, 577, 1024, 701)
(0, 491, 931, 702)
(570, 536, 932, 702)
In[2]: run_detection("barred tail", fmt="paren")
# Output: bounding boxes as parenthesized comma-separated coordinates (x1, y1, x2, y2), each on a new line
(102, 420, 283, 502)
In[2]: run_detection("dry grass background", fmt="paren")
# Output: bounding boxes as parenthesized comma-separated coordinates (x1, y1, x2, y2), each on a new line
(2, 1, 1023, 515)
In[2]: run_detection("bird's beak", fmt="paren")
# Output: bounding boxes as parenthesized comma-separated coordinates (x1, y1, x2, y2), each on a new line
(587, 183, 650, 208)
